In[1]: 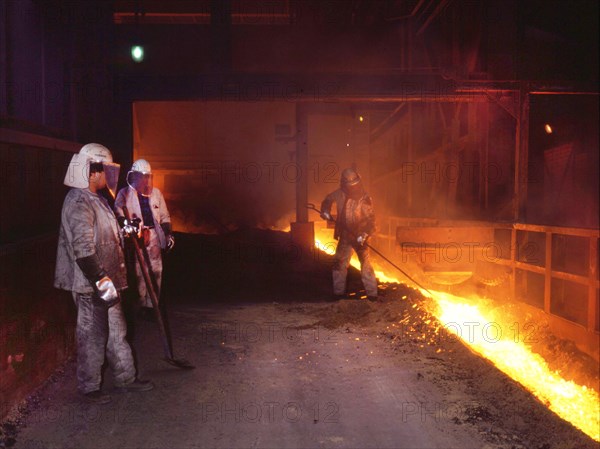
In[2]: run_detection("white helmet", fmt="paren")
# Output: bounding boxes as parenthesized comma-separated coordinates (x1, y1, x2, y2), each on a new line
(80, 143, 114, 163)
(64, 143, 121, 198)
(127, 158, 154, 197)
(131, 158, 152, 174)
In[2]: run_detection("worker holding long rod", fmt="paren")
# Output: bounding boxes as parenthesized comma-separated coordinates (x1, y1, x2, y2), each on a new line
(115, 159, 175, 322)
(319, 167, 379, 301)
(54, 143, 154, 404)
(309, 199, 435, 300)
(118, 206, 194, 369)
(312, 168, 436, 301)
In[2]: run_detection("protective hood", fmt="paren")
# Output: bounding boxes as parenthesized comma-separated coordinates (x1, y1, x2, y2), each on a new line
(343, 182, 364, 200)
(340, 167, 363, 199)
(63, 143, 120, 198)
(340, 168, 361, 185)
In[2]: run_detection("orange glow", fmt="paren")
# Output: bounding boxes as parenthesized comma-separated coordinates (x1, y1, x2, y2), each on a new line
(423, 289, 599, 442)
(313, 225, 600, 442)
(545, 123, 553, 134)
(314, 226, 400, 284)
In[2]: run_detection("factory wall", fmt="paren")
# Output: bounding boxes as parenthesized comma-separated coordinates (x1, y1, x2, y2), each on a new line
(0, 1, 120, 419)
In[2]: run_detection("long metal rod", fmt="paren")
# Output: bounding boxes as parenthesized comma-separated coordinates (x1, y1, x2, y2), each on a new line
(122, 207, 174, 359)
(306, 203, 435, 297)
(122, 207, 194, 369)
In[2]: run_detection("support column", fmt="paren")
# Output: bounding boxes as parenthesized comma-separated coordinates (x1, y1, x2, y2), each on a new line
(407, 103, 413, 212)
(291, 103, 314, 250)
(510, 227, 517, 300)
(544, 232, 552, 314)
(514, 88, 530, 222)
(588, 237, 598, 331)
(477, 102, 490, 211)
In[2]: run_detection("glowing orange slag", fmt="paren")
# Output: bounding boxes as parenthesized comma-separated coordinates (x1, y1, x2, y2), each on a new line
(425, 290, 599, 441)
(314, 227, 400, 284)
(313, 226, 599, 442)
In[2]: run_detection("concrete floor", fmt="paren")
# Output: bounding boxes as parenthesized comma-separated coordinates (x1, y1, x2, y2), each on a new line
(12, 302, 491, 449)
(6, 231, 598, 449)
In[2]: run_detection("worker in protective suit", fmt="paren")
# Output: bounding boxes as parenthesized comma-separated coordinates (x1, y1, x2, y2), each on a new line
(54, 143, 154, 404)
(320, 167, 378, 301)
(114, 159, 174, 319)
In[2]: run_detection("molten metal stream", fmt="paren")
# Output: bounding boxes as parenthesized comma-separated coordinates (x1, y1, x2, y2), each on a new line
(314, 230, 600, 442)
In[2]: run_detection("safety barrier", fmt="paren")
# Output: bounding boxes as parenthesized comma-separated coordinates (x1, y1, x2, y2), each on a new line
(375, 215, 600, 358)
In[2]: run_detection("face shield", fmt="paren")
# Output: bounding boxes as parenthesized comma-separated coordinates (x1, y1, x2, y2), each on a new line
(340, 168, 363, 199)
(64, 153, 121, 198)
(126, 170, 153, 197)
(102, 162, 121, 199)
(343, 181, 363, 200)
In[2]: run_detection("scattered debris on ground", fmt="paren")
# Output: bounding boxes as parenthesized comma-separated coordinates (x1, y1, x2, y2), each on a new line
(2, 230, 597, 449)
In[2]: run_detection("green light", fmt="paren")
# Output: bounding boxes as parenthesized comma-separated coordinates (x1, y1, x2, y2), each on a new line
(131, 45, 144, 62)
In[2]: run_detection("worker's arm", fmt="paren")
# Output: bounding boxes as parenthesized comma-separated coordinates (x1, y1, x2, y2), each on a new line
(320, 190, 340, 220)
(156, 190, 175, 251)
(113, 188, 126, 220)
(67, 196, 119, 306)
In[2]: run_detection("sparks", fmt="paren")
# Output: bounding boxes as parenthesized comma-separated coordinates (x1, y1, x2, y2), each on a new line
(313, 227, 600, 441)
(423, 289, 599, 441)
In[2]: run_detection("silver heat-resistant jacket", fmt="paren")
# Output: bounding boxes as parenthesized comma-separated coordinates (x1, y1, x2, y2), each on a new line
(321, 188, 376, 241)
(114, 186, 171, 250)
(54, 188, 127, 294)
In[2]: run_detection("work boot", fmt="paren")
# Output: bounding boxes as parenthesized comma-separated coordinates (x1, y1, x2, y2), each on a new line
(332, 293, 346, 301)
(114, 379, 155, 393)
(81, 390, 111, 404)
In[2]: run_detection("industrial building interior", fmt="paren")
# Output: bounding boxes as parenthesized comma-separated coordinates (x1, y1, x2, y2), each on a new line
(0, 1, 598, 448)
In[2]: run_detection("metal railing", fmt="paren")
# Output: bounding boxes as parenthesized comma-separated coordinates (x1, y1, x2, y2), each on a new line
(376, 216, 599, 336)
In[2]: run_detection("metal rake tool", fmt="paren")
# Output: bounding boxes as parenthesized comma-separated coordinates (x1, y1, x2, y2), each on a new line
(123, 206, 195, 370)
(306, 202, 435, 298)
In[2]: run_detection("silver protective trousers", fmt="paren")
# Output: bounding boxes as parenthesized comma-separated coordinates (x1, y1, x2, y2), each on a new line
(73, 293, 136, 393)
(332, 238, 378, 297)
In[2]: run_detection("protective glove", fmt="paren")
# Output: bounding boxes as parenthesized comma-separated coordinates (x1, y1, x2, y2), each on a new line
(95, 276, 120, 307)
(166, 234, 175, 252)
(117, 216, 142, 238)
(160, 222, 175, 252)
(357, 233, 369, 246)
(320, 211, 332, 221)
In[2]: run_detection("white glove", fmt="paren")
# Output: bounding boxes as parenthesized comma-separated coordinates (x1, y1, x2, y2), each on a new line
(357, 233, 369, 246)
(95, 276, 119, 307)
(119, 217, 141, 238)
(167, 234, 175, 252)
(320, 211, 332, 221)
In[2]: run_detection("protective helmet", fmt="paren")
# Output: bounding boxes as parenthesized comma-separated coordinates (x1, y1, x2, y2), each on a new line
(127, 158, 153, 197)
(340, 167, 361, 187)
(63, 143, 120, 198)
(131, 159, 152, 174)
(80, 143, 114, 163)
